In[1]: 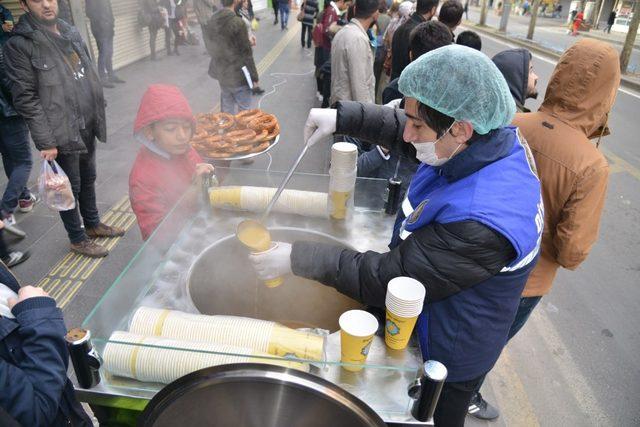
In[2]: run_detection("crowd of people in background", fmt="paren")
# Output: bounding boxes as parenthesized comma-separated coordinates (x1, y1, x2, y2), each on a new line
(0, 0, 624, 425)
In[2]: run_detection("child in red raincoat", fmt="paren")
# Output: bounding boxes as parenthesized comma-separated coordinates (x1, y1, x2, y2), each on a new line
(572, 11, 584, 36)
(129, 84, 214, 240)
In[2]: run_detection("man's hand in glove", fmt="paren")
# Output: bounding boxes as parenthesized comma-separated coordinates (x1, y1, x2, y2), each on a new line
(249, 242, 293, 281)
(304, 108, 337, 146)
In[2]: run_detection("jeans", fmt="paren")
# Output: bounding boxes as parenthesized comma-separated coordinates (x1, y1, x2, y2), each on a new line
(220, 85, 252, 115)
(55, 133, 100, 244)
(91, 27, 114, 78)
(301, 23, 312, 47)
(169, 18, 181, 53)
(149, 25, 171, 57)
(472, 296, 543, 396)
(279, 3, 290, 29)
(0, 116, 32, 215)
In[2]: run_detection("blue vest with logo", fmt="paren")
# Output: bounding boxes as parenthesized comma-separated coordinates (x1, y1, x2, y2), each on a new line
(390, 126, 543, 382)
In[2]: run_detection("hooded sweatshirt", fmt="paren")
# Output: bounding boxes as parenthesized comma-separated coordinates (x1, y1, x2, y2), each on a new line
(513, 39, 620, 297)
(129, 84, 202, 241)
(492, 48, 532, 112)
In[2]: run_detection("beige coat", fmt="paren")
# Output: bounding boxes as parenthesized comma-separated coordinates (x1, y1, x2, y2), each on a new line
(513, 39, 620, 297)
(330, 19, 375, 105)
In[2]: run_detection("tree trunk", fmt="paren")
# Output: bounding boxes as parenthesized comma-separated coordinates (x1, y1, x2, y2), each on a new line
(620, 7, 640, 74)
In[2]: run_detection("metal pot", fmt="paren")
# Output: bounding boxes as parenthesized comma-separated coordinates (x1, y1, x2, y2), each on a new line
(187, 227, 362, 332)
(139, 363, 386, 427)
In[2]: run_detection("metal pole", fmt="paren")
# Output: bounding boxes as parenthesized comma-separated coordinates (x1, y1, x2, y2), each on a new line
(527, 0, 542, 39)
(480, 0, 489, 25)
(620, 4, 640, 74)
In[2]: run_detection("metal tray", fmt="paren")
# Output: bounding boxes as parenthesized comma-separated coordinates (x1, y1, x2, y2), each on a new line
(201, 134, 280, 162)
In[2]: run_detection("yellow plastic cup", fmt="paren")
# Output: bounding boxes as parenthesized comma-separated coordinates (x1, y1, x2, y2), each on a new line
(330, 190, 351, 220)
(339, 310, 378, 372)
(237, 219, 283, 288)
(209, 186, 242, 209)
(384, 310, 419, 350)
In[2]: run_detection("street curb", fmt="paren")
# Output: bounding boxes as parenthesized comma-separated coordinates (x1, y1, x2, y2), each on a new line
(466, 23, 640, 92)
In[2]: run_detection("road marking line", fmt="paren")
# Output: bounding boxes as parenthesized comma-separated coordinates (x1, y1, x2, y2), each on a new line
(490, 349, 541, 426)
(59, 281, 85, 309)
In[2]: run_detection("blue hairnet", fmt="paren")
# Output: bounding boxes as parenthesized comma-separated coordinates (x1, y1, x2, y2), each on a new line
(398, 45, 516, 135)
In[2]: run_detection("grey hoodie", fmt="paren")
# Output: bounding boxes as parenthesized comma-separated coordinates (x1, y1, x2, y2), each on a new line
(492, 48, 531, 112)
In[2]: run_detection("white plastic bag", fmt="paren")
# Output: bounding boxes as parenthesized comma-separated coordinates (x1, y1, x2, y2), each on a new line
(38, 160, 76, 211)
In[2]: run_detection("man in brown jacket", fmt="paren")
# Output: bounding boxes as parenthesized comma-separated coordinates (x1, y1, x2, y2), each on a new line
(468, 39, 621, 420)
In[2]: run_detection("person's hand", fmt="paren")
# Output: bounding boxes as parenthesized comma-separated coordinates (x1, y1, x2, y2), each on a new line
(249, 242, 292, 281)
(195, 163, 215, 177)
(304, 108, 337, 146)
(250, 34, 257, 46)
(253, 80, 260, 88)
(40, 147, 58, 161)
(8, 286, 51, 310)
(2, 22, 13, 33)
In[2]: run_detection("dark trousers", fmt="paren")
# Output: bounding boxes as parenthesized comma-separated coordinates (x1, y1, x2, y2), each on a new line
(201, 24, 212, 53)
(0, 229, 9, 259)
(434, 375, 485, 427)
(149, 25, 171, 57)
(472, 296, 542, 395)
(55, 134, 100, 244)
(169, 18, 181, 53)
(0, 116, 32, 215)
(301, 23, 312, 47)
(272, 0, 279, 22)
(91, 26, 115, 79)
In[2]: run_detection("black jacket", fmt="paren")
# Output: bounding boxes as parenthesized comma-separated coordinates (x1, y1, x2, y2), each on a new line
(0, 263, 92, 427)
(3, 14, 107, 153)
(390, 13, 426, 80)
(492, 48, 532, 112)
(86, 0, 115, 35)
(0, 46, 17, 118)
(291, 101, 515, 306)
(206, 8, 258, 88)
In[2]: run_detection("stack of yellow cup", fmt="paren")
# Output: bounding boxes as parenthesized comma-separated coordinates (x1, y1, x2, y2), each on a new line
(329, 143, 358, 220)
(385, 277, 426, 350)
(339, 310, 378, 372)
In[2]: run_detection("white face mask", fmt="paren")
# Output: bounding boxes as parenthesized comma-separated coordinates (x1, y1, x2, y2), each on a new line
(411, 123, 461, 166)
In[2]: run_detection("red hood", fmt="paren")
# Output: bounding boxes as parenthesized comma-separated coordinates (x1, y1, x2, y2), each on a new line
(133, 84, 195, 133)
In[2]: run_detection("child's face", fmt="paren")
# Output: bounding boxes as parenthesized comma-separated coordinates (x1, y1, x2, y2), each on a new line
(144, 119, 193, 156)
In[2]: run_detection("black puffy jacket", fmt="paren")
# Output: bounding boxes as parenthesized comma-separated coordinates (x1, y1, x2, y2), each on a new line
(0, 47, 17, 118)
(3, 14, 107, 154)
(291, 101, 516, 307)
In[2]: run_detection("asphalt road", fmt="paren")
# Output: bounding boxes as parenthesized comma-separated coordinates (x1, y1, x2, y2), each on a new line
(1, 11, 638, 426)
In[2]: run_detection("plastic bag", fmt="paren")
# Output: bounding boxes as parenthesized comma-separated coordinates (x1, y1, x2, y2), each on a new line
(38, 160, 76, 211)
(251, 18, 259, 32)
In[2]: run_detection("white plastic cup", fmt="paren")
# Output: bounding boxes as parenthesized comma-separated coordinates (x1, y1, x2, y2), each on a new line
(385, 277, 426, 318)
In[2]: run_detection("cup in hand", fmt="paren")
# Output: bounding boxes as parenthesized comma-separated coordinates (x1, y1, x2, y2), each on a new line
(339, 310, 378, 372)
(385, 277, 426, 350)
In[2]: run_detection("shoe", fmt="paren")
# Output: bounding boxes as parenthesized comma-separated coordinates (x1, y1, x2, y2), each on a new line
(18, 194, 39, 213)
(70, 239, 108, 258)
(2, 250, 30, 268)
(109, 75, 126, 84)
(252, 86, 265, 95)
(274, 19, 278, 25)
(316, 92, 323, 102)
(101, 79, 115, 88)
(85, 222, 125, 238)
(1, 214, 26, 239)
(468, 392, 500, 420)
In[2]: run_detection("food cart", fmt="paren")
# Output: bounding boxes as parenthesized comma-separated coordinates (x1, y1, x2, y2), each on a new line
(77, 167, 443, 425)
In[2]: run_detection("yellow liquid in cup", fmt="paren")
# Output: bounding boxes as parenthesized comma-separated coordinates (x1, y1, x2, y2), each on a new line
(237, 220, 283, 288)
(384, 310, 419, 350)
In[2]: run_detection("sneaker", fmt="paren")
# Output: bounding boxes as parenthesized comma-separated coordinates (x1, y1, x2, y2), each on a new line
(85, 223, 125, 238)
(1, 214, 26, 239)
(252, 86, 265, 95)
(109, 75, 126, 84)
(468, 392, 500, 421)
(70, 239, 108, 258)
(18, 194, 39, 213)
(2, 250, 30, 268)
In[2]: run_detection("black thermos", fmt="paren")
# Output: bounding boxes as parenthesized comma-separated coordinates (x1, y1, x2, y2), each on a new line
(384, 177, 402, 215)
(65, 328, 101, 389)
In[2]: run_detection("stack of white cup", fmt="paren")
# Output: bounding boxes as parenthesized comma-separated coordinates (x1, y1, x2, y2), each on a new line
(385, 277, 427, 350)
(329, 142, 358, 219)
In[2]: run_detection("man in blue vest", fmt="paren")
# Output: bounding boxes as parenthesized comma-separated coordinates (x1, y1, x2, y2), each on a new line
(251, 45, 543, 426)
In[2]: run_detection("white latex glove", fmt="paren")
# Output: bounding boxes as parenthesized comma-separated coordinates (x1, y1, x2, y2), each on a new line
(249, 242, 293, 281)
(304, 108, 337, 147)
